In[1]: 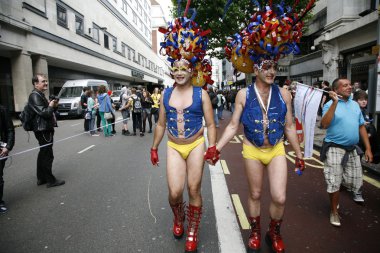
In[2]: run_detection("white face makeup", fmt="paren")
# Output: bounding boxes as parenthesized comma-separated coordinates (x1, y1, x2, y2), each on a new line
(171, 59, 193, 86)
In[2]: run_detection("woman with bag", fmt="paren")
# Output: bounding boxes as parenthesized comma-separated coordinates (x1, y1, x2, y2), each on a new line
(97, 85, 113, 137)
(142, 90, 153, 133)
(87, 90, 99, 136)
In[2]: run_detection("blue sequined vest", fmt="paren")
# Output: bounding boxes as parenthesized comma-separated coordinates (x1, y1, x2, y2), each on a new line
(163, 86, 203, 138)
(241, 84, 287, 147)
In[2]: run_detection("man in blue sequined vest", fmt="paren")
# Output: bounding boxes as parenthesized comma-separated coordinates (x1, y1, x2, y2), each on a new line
(211, 60, 305, 253)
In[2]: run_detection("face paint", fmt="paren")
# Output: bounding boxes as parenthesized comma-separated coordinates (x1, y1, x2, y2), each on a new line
(255, 60, 278, 72)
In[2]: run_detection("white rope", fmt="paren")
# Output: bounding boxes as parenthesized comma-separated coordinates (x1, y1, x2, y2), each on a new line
(0, 118, 125, 161)
(147, 173, 157, 223)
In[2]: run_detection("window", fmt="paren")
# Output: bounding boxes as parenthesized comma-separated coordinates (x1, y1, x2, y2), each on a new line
(144, 26, 148, 36)
(122, 0, 128, 14)
(121, 43, 126, 56)
(104, 34, 109, 49)
(57, 5, 67, 27)
(144, 13, 147, 23)
(92, 25, 99, 42)
(112, 38, 117, 51)
(133, 11, 137, 24)
(144, 0, 147, 9)
(75, 16, 83, 34)
(138, 4, 142, 15)
(139, 18, 143, 31)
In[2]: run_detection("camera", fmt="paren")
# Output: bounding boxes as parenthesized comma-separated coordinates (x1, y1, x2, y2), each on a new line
(49, 95, 59, 101)
(0, 142, 7, 148)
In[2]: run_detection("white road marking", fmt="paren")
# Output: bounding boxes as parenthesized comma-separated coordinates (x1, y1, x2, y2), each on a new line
(78, 145, 95, 154)
(204, 129, 246, 253)
(70, 123, 81, 126)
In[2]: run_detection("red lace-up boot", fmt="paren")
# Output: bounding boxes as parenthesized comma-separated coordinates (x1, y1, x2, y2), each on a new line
(170, 202, 186, 239)
(247, 216, 261, 252)
(265, 219, 285, 253)
(185, 204, 202, 253)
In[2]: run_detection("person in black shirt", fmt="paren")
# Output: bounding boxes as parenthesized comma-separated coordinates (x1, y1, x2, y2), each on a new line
(81, 87, 90, 132)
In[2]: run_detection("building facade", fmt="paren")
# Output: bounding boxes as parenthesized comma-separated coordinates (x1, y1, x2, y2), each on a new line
(0, 0, 166, 113)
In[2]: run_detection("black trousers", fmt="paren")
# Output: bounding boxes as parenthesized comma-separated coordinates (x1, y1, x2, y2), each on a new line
(34, 131, 56, 183)
(0, 159, 5, 203)
(151, 108, 159, 124)
(142, 109, 152, 132)
(132, 112, 142, 134)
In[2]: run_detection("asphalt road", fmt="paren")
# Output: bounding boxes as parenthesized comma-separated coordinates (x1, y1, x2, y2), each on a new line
(2, 111, 380, 253)
(0, 114, 218, 253)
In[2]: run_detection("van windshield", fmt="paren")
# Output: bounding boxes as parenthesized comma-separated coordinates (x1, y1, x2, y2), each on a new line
(58, 87, 83, 98)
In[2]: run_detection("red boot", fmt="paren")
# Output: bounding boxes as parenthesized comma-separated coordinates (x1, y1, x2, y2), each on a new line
(265, 219, 285, 253)
(170, 202, 186, 239)
(185, 204, 202, 253)
(247, 216, 261, 252)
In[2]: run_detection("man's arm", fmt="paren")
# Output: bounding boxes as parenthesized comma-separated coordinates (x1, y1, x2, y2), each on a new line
(320, 91, 339, 129)
(282, 89, 303, 159)
(216, 89, 246, 151)
(359, 125, 373, 163)
(202, 89, 216, 147)
(28, 92, 55, 119)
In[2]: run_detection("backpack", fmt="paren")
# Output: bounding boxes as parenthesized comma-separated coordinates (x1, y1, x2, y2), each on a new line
(211, 93, 218, 107)
(19, 103, 34, 131)
(132, 96, 142, 113)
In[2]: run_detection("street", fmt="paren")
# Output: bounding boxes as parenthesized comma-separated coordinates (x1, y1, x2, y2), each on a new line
(0, 112, 380, 253)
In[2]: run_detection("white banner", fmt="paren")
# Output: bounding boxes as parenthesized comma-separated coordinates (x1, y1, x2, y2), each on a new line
(294, 83, 323, 157)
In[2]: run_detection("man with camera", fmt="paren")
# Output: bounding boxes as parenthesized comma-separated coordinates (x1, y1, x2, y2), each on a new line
(29, 74, 65, 188)
(0, 104, 15, 213)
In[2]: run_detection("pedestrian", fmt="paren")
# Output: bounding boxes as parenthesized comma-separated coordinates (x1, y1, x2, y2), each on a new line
(0, 105, 15, 213)
(150, 58, 217, 253)
(29, 74, 65, 188)
(216, 90, 225, 120)
(97, 85, 113, 137)
(119, 87, 131, 136)
(86, 90, 99, 136)
(95, 91, 102, 133)
(208, 3, 315, 251)
(320, 81, 331, 112)
(127, 88, 143, 137)
(141, 90, 153, 133)
(81, 87, 90, 132)
(107, 90, 116, 134)
(208, 87, 219, 128)
(228, 87, 237, 113)
(151, 87, 161, 124)
(320, 78, 373, 227)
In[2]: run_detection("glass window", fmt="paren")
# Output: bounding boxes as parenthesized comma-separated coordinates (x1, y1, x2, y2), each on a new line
(58, 87, 83, 98)
(133, 11, 137, 24)
(121, 44, 126, 56)
(122, 0, 128, 14)
(104, 34, 109, 49)
(75, 16, 83, 34)
(138, 4, 142, 15)
(144, 26, 148, 36)
(139, 19, 143, 31)
(144, 0, 147, 9)
(57, 5, 67, 27)
(112, 38, 117, 51)
(92, 25, 99, 42)
(144, 13, 147, 23)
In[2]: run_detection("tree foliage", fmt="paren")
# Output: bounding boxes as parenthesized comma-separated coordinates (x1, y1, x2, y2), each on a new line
(170, 0, 314, 59)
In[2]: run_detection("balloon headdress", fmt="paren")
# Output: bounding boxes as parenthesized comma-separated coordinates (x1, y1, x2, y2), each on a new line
(158, 0, 213, 88)
(224, 0, 316, 73)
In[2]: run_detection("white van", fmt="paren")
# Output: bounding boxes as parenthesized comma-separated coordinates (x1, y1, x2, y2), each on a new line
(57, 79, 109, 117)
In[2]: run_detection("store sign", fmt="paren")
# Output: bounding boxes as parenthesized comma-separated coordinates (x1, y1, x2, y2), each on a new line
(131, 70, 144, 79)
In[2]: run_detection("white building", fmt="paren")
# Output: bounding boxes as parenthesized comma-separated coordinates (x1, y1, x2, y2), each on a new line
(0, 0, 167, 113)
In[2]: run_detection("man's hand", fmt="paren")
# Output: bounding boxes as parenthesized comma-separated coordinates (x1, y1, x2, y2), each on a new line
(150, 148, 159, 166)
(364, 150, 373, 163)
(204, 146, 220, 165)
(0, 148, 9, 158)
(295, 157, 305, 176)
(328, 91, 339, 102)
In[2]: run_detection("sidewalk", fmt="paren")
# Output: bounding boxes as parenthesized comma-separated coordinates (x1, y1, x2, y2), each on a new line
(313, 118, 380, 177)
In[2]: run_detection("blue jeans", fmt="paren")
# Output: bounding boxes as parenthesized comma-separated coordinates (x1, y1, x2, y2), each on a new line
(217, 105, 224, 119)
(213, 108, 219, 127)
(89, 114, 96, 135)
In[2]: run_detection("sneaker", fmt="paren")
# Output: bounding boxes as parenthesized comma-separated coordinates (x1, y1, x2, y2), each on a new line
(330, 212, 341, 227)
(0, 202, 7, 213)
(353, 191, 364, 203)
(91, 134, 100, 137)
(46, 179, 65, 188)
(140, 132, 144, 137)
(148, 130, 152, 133)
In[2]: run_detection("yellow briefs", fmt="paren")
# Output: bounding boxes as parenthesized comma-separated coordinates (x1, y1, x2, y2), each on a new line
(168, 136, 205, 160)
(242, 142, 285, 165)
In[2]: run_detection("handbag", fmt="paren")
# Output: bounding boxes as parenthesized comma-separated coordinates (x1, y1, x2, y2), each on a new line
(103, 95, 113, 120)
(85, 111, 92, 120)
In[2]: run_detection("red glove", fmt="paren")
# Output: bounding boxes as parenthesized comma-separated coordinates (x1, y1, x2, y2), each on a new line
(204, 146, 220, 165)
(151, 148, 159, 166)
(295, 157, 305, 176)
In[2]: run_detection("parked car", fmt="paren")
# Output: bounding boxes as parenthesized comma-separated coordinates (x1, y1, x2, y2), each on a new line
(111, 90, 122, 110)
(57, 79, 109, 118)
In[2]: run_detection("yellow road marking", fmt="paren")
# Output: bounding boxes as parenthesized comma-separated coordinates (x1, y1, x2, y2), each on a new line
(229, 135, 241, 143)
(221, 160, 230, 175)
(363, 175, 380, 188)
(231, 194, 250, 230)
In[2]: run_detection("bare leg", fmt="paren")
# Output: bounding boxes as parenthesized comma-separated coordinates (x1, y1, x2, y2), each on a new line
(166, 146, 187, 205)
(329, 191, 339, 213)
(267, 155, 287, 220)
(244, 158, 265, 217)
(186, 142, 205, 207)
